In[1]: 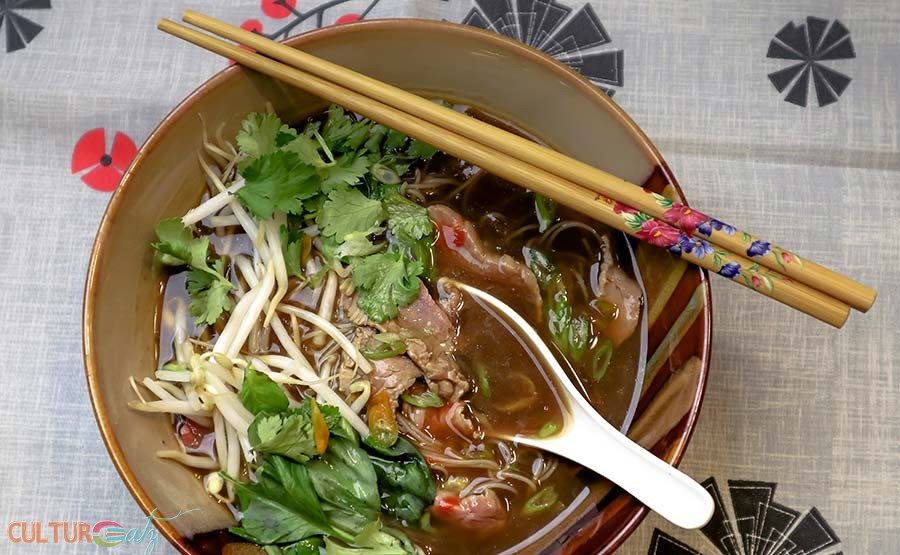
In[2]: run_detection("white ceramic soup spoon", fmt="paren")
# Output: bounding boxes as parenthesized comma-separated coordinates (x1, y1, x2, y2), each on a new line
(449, 280, 714, 530)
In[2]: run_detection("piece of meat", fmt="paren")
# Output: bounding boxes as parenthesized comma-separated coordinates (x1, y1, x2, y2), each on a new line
(371, 357, 421, 402)
(431, 489, 507, 531)
(380, 285, 470, 401)
(428, 204, 542, 321)
(403, 402, 480, 443)
(352, 327, 421, 403)
(596, 266, 642, 347)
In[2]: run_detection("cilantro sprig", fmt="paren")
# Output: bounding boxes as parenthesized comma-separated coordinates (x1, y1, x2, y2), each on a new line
(151, 218, 234, 325)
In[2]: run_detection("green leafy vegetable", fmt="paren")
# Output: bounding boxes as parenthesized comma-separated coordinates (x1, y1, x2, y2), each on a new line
(226, 455, 350, 545)
(308, 438, 380, 534)
(351, 250, 424, 323)
(405, 139, 438, 160)
(263, 538, 324, 555)
(185, 261, 234, 325)
(318, 186, 386, 246)
(322, 105, 374, 154)
(152, 218, 234, 325)
(324, 521, 416, 555)
(400, 391, 443, 408)
(236, 112, 298, 162)
(240, 367, 290, 415)
(249, 399, 355, 463)
(363, 437, 437, 523)
(383, 192, 432, 243)
(236, 151, 321, 219)
(280, 219, 309, 279)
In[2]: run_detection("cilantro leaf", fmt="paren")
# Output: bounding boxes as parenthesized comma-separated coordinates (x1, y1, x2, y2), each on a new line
(334, 227, 386, 259)
(382, 128, 408, 153)
(282, 130, 331, 168)
(152, 218, 234, 325)
(152, 217, 210, 268)
(236, 151, 321, 219)
(317, 187, 385, 243)
(321, 154, 370, 190)
(322, 105, 373, 154)
(383, 192, 432, 242)
(236, 112, 298, 161)
(240, 367, 290, 415)
(280, 221, 310, 279)
(406, 139, 438, 160)
(248, 399, 355, 463)
(351, 250, 423, 323)
(249, 410, 318, 463)
(185, 262, 235, 325)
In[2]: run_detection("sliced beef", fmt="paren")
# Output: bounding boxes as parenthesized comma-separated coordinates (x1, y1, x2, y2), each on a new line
(352, 327, 421, 403)
(380, 284, 470, 401)
(370, 357, 421, 402)
(428, 204, 542, 321)
(431, 489, 507, 531)
(596, 266, 642, 347)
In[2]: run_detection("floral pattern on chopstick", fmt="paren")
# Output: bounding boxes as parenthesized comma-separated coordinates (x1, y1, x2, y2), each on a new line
(648, 193, 804, 270)
(607, 198, 787, 293)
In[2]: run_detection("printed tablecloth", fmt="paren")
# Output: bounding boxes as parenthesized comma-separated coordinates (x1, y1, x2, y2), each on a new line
(1, 0, 898, 553)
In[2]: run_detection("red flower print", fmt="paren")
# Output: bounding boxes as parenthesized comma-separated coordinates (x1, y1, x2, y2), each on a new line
(71, 129, 137, 192)
(635, 219, 680, 248)
(261, 0, 297, 19)
(335, 13, 361, 25)
(241, 19, 264, 33)
(751, 275, 762, 288)
(781, 251, 794, 263)
(230, 20, 264, 64)
(663, 203, 708, 234)
(613, 201, 638, 215)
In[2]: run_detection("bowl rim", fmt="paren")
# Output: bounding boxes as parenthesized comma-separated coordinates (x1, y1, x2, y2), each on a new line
(83, 17, 711, 555)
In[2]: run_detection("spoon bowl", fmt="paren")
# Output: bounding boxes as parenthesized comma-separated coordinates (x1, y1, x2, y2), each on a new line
(449, 280, 714, 530)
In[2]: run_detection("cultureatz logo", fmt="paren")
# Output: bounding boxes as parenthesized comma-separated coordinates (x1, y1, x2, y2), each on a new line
(5, 508, 197, 554)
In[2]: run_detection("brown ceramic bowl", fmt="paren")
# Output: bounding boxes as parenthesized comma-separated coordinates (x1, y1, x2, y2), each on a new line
(84, 19, 711, 555)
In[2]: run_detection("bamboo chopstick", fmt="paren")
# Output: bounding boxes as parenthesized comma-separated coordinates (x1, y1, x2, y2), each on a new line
(181, 10, 876, 314)
(157, 17, 853, 327)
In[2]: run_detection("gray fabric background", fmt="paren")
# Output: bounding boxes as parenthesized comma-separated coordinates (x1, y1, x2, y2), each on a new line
(0, 0, 897, 553)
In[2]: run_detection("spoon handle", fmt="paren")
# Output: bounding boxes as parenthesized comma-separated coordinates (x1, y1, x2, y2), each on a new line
(530, 406, 714, 529)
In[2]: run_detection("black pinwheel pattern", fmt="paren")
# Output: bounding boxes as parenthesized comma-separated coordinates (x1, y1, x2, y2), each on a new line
(0, 0, 50, 53)
(461, 0, 623, 96)
(767, 17, 855, 107)
(647, 477, 841, 555)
